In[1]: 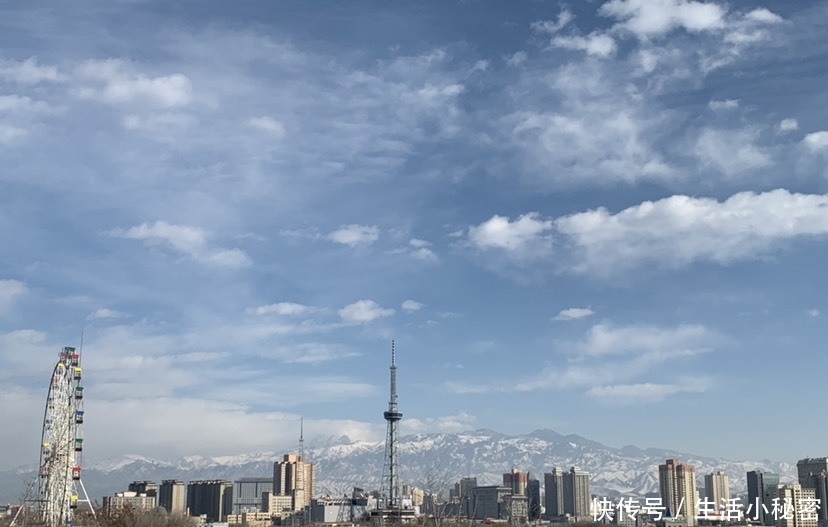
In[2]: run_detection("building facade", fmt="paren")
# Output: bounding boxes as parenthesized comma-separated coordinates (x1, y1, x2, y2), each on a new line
(704, 471, 730, 512)
(503, 469, 529, 497)
(769, 484, 818, 527)
(527, 478, 541, 521)
(659, 459, 698, 526)
(233, 477, 273, 514)
(544, 469, 565, 519)
(128, 481, 157, 497)
(471, 486, 511, 520)
(564, 466, 591, 519)
(158, 480, 186, 515)
(102, 492, 156, 514)
(273, 454, 316, 511)
(186, 480, 233, 522)
(797, 458, 828, 524)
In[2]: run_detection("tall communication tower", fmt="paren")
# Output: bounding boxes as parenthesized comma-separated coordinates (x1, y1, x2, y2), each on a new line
(380, 340, 403, 510)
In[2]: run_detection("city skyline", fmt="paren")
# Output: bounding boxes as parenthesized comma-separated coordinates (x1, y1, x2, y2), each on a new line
(3, 0, 828, 470)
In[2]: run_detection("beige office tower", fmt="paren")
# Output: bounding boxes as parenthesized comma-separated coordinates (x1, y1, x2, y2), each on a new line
(564, 467, 591, 519)
(770, 484, 818, 527)
(159, 480, 186, 514)
(273, 454, 316, 511)
(659, 459, 698, 526)
(704, 471, 730, 512)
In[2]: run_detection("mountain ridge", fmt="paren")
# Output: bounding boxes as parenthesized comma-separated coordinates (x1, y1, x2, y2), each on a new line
(0, 428, 796, 505)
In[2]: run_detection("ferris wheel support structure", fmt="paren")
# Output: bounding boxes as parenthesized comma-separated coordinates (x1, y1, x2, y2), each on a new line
(13, 346, 94, 527)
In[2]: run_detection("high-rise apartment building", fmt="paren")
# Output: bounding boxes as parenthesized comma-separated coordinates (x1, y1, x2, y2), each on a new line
(769, 484, 818, 527)
(544, 469, 565, 519)
(186, 480, 233, 523)
(544, 467, 590, 519)
(748, 471, 780, 524)
(273, 454, 316, 511)
(747, 471, 770, 524)
(527, 479, 541, 521)
(503, 469, 529, 496)
(704, 471, 730, 512)
(158, 480, 186, 514)
(797, 458, 828, 524)
(659, 459, 698, 526)
(564, 467, 591, 518)
(233, 477, 273, 514)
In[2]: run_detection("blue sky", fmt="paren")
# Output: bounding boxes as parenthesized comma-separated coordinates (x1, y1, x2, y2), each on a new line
(2, 0, 828, 470)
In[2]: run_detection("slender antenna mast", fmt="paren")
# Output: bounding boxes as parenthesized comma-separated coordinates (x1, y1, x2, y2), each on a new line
(299, 417, 304, 460)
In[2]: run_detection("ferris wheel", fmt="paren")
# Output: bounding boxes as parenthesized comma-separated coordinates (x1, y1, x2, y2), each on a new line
(35, 346, 92, 527)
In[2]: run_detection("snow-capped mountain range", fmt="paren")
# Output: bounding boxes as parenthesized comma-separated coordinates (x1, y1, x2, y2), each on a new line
(0, 429, 796, 505)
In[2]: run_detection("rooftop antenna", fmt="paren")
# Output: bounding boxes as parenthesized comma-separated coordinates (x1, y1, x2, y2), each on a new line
(299, 416, 304, 460)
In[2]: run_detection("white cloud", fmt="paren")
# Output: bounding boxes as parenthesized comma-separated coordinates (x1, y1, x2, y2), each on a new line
(0, 123, 27, 143)
(509, 60, 674, 187)
(402, 412, 477, 434)
(600, 0, 727, 38)
(803, 131, 828, 153)
(806, 309, 820, 318)
(401, 300, 424, 313)
(406, 238, 439, 262)
(778, 118, 799, 134)
(247, 302, 314, 316)
(743, 8, 784, 24)
(468, 213, 553, 255)
(694, 127, 771, 177)
(108, 221, 251, 268)
(449, 323, 716, 398)
(0, 57, 61, 84)
(586, 377, 712, 403)
(576, 323, 712, 358)
(708, 99, 738, 110)
(327, 224, 380, 247)
(75, 59, 192, 109)
(531, 9, 575, 34)
(553, 307, 595, 321)
(552, 33, 617, 58)
(0, 279, 27, 311)
(87, 308, 124, 320)
(557, 189, 828, 275)
(0, 94, 52, 114)
(506, 51, 528, 67)
(338, 300, 395, 324)
(248, 116, 286, 138)
(122, 112, 195, 133)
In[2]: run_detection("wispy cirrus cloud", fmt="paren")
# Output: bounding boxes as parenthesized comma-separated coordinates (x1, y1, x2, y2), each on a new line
(448, 322, 717, 401)
(107, 221, 251, 268)
(247, 302, 315, 316)
(0, 279, 27, 312)
(87, 308, 124, 321)
(586, 377, 713, 404)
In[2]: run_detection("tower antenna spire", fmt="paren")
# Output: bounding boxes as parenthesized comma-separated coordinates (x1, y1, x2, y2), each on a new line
(299, 416, 304, 460)
(381, 339, 403, 510)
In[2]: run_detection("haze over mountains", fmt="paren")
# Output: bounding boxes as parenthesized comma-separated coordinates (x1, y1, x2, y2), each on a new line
(0, 429, 795, 505)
